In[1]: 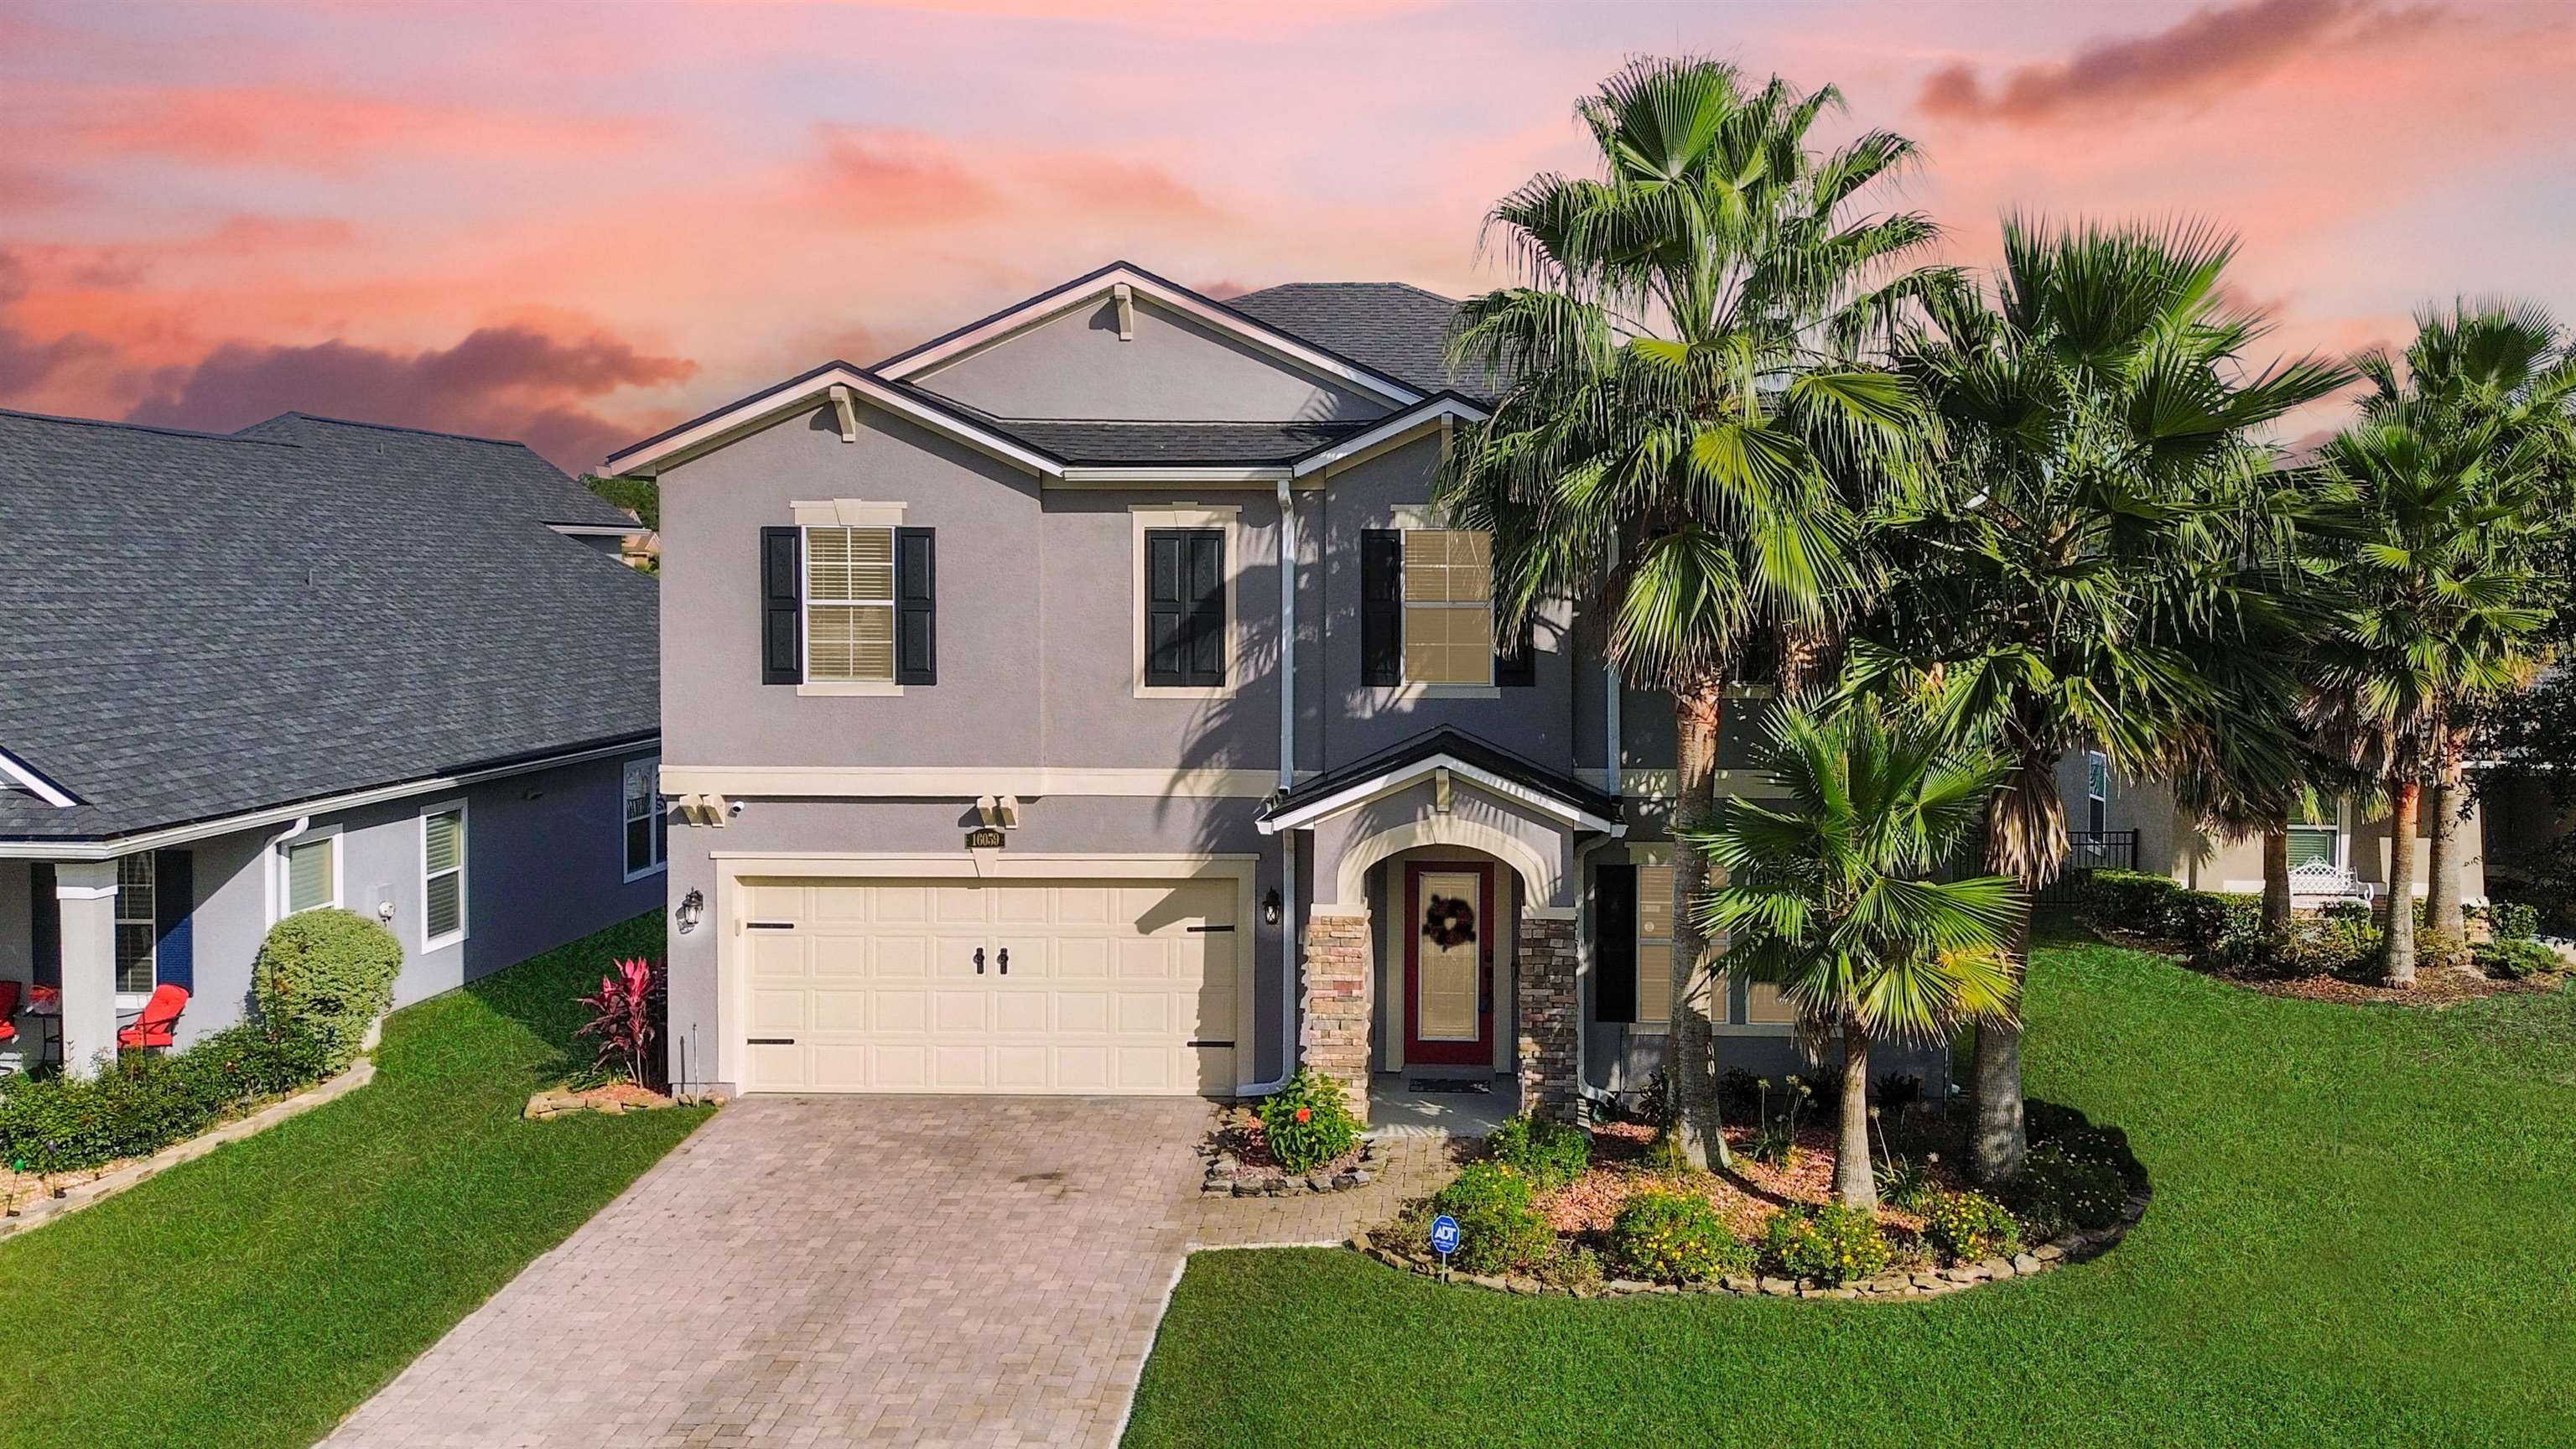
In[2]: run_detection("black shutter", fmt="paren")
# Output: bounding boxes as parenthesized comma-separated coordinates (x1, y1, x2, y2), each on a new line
(1146, 529, 1225, 688)
(895, 527, 937, 686)
(1495, 610, 1536, 687)
(1360, 529, 1402, 686)
(760, 527, 802, 685)
(153, 849, 194, 993)
(29, 863, 58, 989)
(1593, 863, 1636, 1022)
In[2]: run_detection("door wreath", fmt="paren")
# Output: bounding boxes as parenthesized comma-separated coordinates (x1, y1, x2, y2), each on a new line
(1421, 893, 1478, 950)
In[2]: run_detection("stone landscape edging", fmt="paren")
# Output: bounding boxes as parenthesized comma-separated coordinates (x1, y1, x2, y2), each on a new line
(1200, 1135, 1381, 1197)
(1349, 1185, 2150, 1300)
(0, 1056, 377, 1244)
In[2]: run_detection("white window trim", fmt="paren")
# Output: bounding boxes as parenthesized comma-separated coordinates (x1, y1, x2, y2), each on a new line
(2085, 750, 2111, 834)
(1130, 504, 1243, 699)
(113, 851, 156, 1009)
(798, 517, 906, 695)
(275, 826, 343, 922)
(1384, 503, 1496, 691)
(623, 756, 669, 882)
(418, 798, 468, 952)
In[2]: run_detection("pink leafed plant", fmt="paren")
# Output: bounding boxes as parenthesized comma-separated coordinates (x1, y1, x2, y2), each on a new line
(574, 956, 663, 1088)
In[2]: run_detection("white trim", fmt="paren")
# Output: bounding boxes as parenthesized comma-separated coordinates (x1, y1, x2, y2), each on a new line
(880, 266, 1423, 407)
(545, 522, 641, 539)
(112, 850, 156, 1004)
(0, 746, 77, 808)
(1276, 480, 1298, 792)
(790, 498, 908, 528)
(1259, 755, 1623, 836)
(2, 737, 657, 862)
(275, 826, 342, 921)
(709, 850, 1263, 1094)
(1323, 818, 1559, 920)
(796, 681, 906, 698)
(828, 383, 859, 442)
(659, 764, 1284, 799)
(417, 798, 469, 953)
(1058, 465, 1291, 486)
(1290, 397, 1488, 478)
(605, 366, 1062, 479)
(622, 756, 668, 882)
(1131, 504, 1244, 699)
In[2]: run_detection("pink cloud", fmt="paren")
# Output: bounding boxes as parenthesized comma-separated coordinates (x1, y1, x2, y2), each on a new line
(59, 84, 655, 171)
(1919, 0, 2434, 124)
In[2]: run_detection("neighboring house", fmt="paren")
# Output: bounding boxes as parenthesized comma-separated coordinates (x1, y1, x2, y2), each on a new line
(0, 408, 666, 1076)
(616, 261, 1914, 1117)
(2052, 750, 2487, 905)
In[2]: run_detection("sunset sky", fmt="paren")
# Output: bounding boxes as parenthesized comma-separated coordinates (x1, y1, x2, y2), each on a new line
(3, 0, 2570, 471)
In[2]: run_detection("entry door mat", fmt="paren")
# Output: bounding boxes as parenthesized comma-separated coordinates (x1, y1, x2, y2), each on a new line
(1406, 1078, 1493, 1094)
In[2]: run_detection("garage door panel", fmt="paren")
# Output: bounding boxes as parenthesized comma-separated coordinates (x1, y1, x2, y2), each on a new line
(738, 873, 1236, 1095)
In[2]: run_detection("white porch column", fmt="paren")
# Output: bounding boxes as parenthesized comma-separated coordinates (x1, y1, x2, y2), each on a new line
(54, 860, 119, 1079)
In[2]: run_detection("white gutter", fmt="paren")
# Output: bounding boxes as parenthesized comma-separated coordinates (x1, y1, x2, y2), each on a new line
(0, 736, 658, 861)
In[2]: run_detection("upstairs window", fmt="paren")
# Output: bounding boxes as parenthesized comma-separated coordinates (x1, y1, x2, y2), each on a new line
(1143, 527, 1227, 689)
(1401, 528, 1494, 687)
(806, 526, 898, 683)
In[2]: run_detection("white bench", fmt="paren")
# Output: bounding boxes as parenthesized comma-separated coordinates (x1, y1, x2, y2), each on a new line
(2288, 859, 2374, 906)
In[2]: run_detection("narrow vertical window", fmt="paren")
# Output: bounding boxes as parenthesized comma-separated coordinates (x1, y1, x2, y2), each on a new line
(805, 526, 898, 683)
(625, 758, 667, 879)
(423, 806, 466, 948)
(114, 854, 156, 996)
(2085, 750, 2110, 834)
(1635, 859, 1674, 1027)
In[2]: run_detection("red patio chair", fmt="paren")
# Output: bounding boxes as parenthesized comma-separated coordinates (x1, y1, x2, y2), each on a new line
(117, 983, 188, 1051)
(0, 980, 18, 1044)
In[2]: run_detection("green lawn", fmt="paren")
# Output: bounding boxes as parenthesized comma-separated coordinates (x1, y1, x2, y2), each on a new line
(1127, 932, 2576, 1447)
(0, 915, 709, 1449)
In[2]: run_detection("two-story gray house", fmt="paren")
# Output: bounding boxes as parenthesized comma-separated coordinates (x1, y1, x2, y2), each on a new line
(617, 262, 1828, 1119)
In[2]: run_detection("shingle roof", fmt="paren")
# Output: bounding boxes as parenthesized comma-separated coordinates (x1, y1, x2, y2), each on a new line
(1225, 282, 1488, 400)
(0, 408, 657, 842)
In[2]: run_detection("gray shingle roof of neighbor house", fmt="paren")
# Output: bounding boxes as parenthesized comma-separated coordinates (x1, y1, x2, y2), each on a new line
(1223, 282, 1489, 401)
(0, 408, 657, 843)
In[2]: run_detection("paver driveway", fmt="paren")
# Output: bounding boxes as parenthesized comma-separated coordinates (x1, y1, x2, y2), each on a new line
(325, 1095, 1208, 1448)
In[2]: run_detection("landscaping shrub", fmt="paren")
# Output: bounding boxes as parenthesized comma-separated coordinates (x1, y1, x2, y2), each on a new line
(1428, 1161, 1555, 1274)
(1610, 1190, 1753, 1281)
(1920, 1188, 2024, 1265)
(0, 1021, 330, 1178)
(1877, 1154, 1939, 1213)
(2485, 899, 2542, 943)
(1761, 1202, 1890, 1285)
(1716, 1066, 1763, 1122)
(2475, 937, 2565, 980)
(2414, 927, 2471, 972)
(1258, 1068, 1359, 1173)
(1487, 1113, 1591, 1189)
(252, 908, 402, 1069)
(2078, 870, 2184, 937)
(2000, 1140, 2127, 1236)
(574, 956, 666, 1088)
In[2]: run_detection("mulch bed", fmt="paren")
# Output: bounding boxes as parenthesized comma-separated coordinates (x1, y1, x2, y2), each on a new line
(2096, 925, 2556, 1007)
(1545, 1114, 1970, 1243)
(1204, 1105, 1368, 1187)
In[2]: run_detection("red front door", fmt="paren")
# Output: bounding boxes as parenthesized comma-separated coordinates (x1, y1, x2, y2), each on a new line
(1404, 862, 1493, 1067)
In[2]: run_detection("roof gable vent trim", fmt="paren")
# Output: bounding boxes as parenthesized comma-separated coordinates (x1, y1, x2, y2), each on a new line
(0, 746, 80, 808)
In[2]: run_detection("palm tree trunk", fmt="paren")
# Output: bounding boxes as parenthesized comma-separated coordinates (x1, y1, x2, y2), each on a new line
(2426, 733, 2466, 941)
(2382, 778, 2423, 987)
(1968, 906, 2030, 1184)
(1969, 745, 2051, 1184)
(1668, 678, 1731, 1171)
(2262, 823, 2293, 933)
(1834, 1017, 1875, 1212)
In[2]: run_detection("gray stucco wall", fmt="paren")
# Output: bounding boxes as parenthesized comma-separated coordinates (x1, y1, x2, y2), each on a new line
(0, 750, 662, 1064)
(910, 295, 1391, 423)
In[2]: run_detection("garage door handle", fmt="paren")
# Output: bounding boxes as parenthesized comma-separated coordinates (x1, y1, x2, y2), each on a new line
(747, 1037, 795, 1046)
(974, 947, 985, 975)
(997, 948, 1010, 975)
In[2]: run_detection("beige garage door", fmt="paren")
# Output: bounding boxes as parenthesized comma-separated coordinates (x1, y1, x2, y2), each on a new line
(735, 875, 1239, 1094)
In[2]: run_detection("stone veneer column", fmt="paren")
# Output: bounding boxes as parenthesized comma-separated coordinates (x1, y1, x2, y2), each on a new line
(1301, 908, 1374, 1124)
(1515, 912, 1580, 1121)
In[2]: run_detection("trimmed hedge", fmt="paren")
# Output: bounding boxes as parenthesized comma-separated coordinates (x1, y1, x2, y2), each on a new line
(0, 1021, 331, 1179)
(2079, 870, 2261, 951)
(252, 908, 402, 1070)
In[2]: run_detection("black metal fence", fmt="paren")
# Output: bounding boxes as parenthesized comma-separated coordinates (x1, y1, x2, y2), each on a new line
(2040, 829, 2139, 904)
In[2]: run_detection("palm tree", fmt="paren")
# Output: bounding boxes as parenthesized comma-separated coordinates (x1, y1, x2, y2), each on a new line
(1691, 703, 2021, 1210)
(2302, 406, 2555, 984)
(1854, 219, 2348, 1179)
(2350, 304, 2576, 939)
(1439, 57, 1938, 1162)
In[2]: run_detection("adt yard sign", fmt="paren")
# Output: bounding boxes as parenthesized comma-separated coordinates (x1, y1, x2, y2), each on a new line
(1430, 1213, 1462, 1262)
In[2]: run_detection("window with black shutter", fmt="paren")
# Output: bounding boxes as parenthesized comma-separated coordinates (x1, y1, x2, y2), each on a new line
(760, 526, 802, 684)
(1360, 528, 1403, 686)
(1144, 528, 1226, 688)
(895, 527, 937, 685)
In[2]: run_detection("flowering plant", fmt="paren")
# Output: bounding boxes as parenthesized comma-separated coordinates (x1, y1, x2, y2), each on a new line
(1259, 1067, 1358, 1172)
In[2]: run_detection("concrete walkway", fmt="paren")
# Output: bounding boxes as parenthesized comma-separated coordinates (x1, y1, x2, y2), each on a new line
(324, 1096, 1208, 1449)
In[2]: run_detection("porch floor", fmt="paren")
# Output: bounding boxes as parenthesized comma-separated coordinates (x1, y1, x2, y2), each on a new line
(1366, 1072, 1518, 1140)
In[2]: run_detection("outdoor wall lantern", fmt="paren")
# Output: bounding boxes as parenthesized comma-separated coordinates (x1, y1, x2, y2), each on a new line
(1263, 888, 1282, 927)
(676, 889, 704, 934)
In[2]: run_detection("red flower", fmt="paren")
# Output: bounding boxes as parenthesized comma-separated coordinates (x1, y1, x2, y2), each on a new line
(1296, 1107, 1312, 1124)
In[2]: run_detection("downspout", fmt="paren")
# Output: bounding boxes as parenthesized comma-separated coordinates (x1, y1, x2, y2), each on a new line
(1244, 477, 1301, 1095)
(259, 815, 313, 922)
